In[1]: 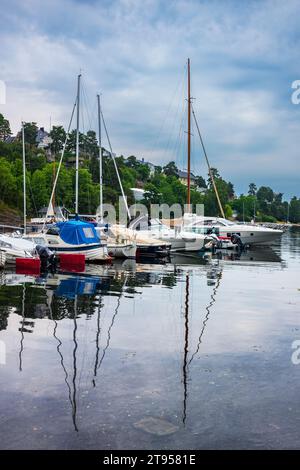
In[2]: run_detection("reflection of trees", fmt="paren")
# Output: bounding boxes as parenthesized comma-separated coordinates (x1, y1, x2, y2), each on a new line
(0, 284, 45, 332)
(0, 268, 178, 334)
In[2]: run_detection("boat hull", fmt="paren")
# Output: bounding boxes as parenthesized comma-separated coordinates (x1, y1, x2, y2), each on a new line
(0, 250, 5, 268)
(218, 228, 282, 246)
(49, 244, 110, 262)
(107, 243, 136, 259)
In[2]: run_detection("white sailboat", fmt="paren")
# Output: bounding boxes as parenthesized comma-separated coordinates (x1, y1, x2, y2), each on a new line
(181, 59, 282, 247)
(96, 94, 136, 259)
(26, 75, 110, 262)
(0, 123, 37, 265)
(95, 100, 172, 258)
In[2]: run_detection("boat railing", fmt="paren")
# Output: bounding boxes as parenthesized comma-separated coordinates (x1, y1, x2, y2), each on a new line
(0, 224, 24, 234)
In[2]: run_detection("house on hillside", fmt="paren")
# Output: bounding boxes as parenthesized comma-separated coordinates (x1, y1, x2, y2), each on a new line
(36, 127, 52, 148)
(4, 135, 18, 144)
(36, 127, 53, 161)
(137, 158, 156, 176)
(178, 169, 207, 193)
(178, 169, 197, 187)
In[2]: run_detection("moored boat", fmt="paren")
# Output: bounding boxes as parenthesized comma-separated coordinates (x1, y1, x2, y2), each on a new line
(25, 219, 110, 262)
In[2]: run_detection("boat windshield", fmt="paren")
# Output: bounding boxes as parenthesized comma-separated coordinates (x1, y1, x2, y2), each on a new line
(192, 218, 235, 227)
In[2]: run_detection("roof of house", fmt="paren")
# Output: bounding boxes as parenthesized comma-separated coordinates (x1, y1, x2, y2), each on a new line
(137, 158, 155, 168)
(4, 135, 17, 144)
(36, 127, 49, 144)
(178, 169, 197, 180)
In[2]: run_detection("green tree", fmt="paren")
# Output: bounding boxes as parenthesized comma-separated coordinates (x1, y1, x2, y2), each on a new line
(195, 175, 207, 188)
(66, 129, 84, 154)
(50, 126, 66, 154)
(207, 168, 220, 188)
(0, 113, 11, 141)
(136, 164, 150, 182)
(23, 122, 38, 145)
(142, 183, 163, 206)
(0, 158, 17, 204)
(125, 155, 139, 169)
(289, 197, 300, 223)
(83, 130, 98, 158)
(248, 183, 257, 196)
(257, 186, 274, 215)
(163, 161, 179, 178)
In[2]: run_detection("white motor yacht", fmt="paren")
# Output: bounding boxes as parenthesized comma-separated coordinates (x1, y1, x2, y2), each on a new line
(183, 214, 283, 246)
(0, 234, 36, 264)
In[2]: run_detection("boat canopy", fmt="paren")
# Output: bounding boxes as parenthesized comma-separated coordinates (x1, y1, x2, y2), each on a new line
(55, 220, 100, 245)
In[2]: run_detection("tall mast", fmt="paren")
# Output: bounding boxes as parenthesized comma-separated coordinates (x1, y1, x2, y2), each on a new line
(22, 122, 26, 235)
(97, 94, 103, 222)
(75, 74, 81, 216)
(187, 58, 191, 212)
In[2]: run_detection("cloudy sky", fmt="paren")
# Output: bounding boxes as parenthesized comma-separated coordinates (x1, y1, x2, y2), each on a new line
(0, 0, 299, 197)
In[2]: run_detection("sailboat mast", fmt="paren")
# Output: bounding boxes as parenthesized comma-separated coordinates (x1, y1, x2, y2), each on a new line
(97, 94, 103, 222)
(187, 58, 191, 213)
(22, 122, 26, 235)
(75, 74, 81, 216)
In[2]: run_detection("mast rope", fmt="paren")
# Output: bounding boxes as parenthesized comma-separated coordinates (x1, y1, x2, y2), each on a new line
(43, 99, 77, 231)
(100, 108, 131, 220)
(191, 103, 225, 219)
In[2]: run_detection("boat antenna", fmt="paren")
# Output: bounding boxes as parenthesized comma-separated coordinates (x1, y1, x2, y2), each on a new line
(191, 103, 225, 219)
(187, 58, 191, 213)
(97, 94, 103, 222)
(75, 74, 81, 217)
(22, 122, 26, 235)
(100, 108, 131, 220)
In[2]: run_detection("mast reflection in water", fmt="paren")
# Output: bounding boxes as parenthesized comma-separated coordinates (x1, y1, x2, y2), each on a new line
(0, 231, 299, 450)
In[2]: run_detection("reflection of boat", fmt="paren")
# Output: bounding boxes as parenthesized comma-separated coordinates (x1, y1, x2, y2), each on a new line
(53, 276, 101, 299)
(170, 252, 210, 266)
(204, 246, 283, 265)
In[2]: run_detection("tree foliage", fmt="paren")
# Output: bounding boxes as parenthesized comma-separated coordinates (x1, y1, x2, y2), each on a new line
(0, 112, 298, 223)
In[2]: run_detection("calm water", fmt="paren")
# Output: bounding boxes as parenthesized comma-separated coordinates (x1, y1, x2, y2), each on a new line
(0, 228, 299, 450)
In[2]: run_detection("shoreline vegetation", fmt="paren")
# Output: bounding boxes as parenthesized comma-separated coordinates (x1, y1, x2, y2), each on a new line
(1, 113, 300, 225)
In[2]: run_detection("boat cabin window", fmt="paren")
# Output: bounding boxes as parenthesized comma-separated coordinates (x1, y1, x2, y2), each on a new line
(83, 227, 95, 239)
(0, 241, 12, 249)
(46, 226, 60, 236)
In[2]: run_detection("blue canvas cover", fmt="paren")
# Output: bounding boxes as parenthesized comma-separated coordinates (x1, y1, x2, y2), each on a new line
(56, 220, 100, 245)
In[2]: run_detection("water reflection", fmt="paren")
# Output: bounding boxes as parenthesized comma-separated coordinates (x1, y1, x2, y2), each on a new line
(0, 230, 299, 449)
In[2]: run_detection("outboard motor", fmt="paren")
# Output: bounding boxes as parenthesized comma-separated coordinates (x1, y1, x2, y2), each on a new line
(36, 245, 57, 271)
(231, 234, 244, 251)
(209, 232, 223, 251)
